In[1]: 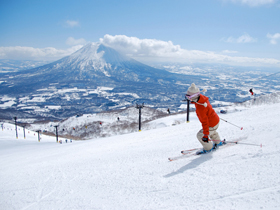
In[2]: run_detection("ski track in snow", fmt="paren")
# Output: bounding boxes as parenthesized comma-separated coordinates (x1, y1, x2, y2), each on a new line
(0, 102, 280, 209)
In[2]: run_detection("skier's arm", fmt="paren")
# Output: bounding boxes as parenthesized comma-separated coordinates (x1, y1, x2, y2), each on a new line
(197, 107, 210, 136)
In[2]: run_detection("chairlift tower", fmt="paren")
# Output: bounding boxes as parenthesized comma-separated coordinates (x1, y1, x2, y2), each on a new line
(13, 117, 18, 139)
(54, 125, 59, 143)
(135, 103, 145, 131)
(22, 125, 26, 139)
(182, 97, 190, 123)
(36, 130, 41, 142)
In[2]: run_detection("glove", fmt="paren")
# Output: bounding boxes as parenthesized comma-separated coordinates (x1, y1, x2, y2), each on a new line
(202, 135, 209, 143)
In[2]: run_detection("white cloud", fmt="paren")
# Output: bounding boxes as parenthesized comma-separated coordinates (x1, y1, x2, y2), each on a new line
(225, 0, 277, 7)
(100, 34, 280, 67)
(65, 20, 79, 27)
(222, 33, 257, 43)
(237, 33, 257, 43)
(0, 45, 83, 61)
(66, 37, 87, 46)
(223, 37, 235, 43)
(267, 33, 280, 44)
(100, 34, 183, 58)
(222, 50, 238, 54)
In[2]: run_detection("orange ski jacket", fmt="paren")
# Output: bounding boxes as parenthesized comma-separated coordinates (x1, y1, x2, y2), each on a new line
(192, 94, 220, 135)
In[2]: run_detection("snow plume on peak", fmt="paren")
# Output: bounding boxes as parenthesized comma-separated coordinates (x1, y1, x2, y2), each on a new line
(97, 43, 132, 64)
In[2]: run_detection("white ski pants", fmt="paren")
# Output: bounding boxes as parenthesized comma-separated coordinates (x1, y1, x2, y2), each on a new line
(197, 122, 221, 151)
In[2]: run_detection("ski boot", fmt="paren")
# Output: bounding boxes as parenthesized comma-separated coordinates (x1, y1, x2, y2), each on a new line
(196, 145, 215, 155)
(213, 139, 226, 149)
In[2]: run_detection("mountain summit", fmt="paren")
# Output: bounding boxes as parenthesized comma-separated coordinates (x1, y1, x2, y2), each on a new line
(53, 43, 132, 74)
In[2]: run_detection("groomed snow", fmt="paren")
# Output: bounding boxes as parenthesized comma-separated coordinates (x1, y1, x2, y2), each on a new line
(0, 101, 280, 209)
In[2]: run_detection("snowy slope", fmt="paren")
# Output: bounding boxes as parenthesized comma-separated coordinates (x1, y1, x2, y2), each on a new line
(1, 100, 280, 209)
(26, 106, 168, 139)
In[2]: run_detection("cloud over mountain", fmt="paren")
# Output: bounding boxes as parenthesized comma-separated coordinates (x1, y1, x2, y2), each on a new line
(100, 34, 280, 67)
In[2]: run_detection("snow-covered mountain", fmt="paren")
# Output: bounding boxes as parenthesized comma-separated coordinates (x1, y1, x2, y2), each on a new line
(1, 95, 280, 209)
(1, 43, 177, 90)
(0, 43, 195, 120)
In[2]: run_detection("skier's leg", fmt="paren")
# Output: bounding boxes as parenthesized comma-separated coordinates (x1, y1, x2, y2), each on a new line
(209, 122, 221, 144)
(197, 129, 213, 151)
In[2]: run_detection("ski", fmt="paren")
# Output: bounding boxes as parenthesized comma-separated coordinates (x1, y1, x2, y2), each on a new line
(168, 137, 247, 162)
(181, 147, 205, 155)
(168, 146, 220, 161)
(180, 140, 237, 155)
(168, 144, 227, 162)
(168, 151, 198, 161)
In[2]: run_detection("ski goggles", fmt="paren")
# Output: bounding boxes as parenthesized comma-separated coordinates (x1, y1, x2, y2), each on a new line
(186, 92, 200, 100)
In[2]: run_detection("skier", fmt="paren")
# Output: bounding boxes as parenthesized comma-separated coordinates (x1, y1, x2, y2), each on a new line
(249, 88, 254, 96)
(220, 110, 227, 114)
(186, 83, 222, 153)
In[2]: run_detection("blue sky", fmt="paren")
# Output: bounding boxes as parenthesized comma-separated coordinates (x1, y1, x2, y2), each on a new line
(0, 0, 280, 67)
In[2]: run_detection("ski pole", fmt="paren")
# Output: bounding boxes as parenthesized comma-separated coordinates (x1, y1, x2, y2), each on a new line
(220, 118, 243, 130)
(211, 139, 262, 147)
(224, 141, 262, 147)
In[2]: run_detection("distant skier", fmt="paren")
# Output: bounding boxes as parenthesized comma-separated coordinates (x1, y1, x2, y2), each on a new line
(220, 110, 227, 114)
(185, 83, 222, 153)
(167, 108, 170, 114)
(249, 88, 254, 96)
